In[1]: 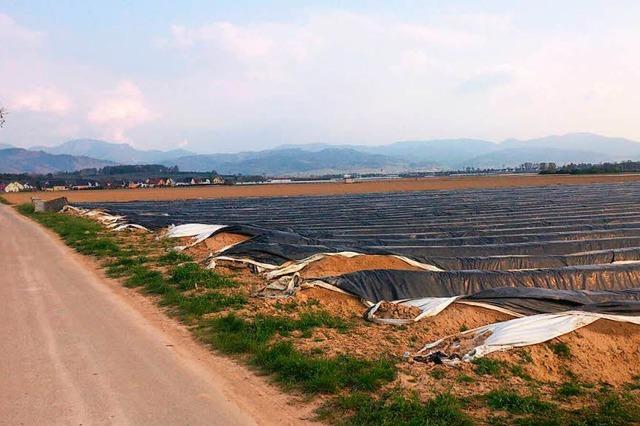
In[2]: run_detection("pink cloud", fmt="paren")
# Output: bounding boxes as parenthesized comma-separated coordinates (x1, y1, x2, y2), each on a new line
(88, 81, 156, 142)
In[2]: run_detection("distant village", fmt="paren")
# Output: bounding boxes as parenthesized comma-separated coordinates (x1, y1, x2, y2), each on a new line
(5, 160, 640, 193)
(0, 165, 232, 193)
(0, 175, 226, 193)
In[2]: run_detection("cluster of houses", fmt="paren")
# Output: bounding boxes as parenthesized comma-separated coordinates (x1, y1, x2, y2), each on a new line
(1, 175, 226, 193)
(0, 182, 36, 193)
(126, 176, 225, 189)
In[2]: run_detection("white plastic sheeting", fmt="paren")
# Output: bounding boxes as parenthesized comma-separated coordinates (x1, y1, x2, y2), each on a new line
(164, 223, 227, 248)
(415, 311, 640, 363)
(264, 251, 443, 280)
(366, 297, 460, 325)
(61, 205, 149, 232)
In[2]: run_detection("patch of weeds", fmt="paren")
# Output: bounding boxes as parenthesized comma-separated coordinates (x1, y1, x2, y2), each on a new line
(205, 312, 350, 355)
(485, 389, 553, 414)
(557, 381, 583, 398)
(517, 350, 533, 363)
(473, 357, 506, 376)
(199, 313, 381, 394)
(625, 376, 640, 391)
(125, 267, 165, 289)
(254, 341, 396, 393)
(305, 298, 320, 307)
(459, 324, 469, 332)
(18, 205, 120, 257)
(0, 196, 10, 205)
(173, 292, 246, 319)
(575, 392, 640, 424)
(549, 341, 571, 359)
(517, 392, 640, 426)
(170, 262, 237, 291)
(17, 203, 34, 214)
(511, 364, 532, 381)
(105, 255, 148, 278)
(457, 374, 475, 384)
(157, 250, 192, 265)
(430, 369, 445, 380)
(318, 391, 472, 426)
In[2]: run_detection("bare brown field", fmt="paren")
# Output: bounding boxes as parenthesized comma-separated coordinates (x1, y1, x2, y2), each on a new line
(6, 173, 640, 204)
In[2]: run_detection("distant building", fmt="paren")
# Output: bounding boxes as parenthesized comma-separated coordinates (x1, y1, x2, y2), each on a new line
(4, 182, 25, 193)
(71, 180, 100, 190)
(212, 176, 225, 185)
(146, 178, 166, 187)
(128, 181, 147, 189)
(193, 178, 210, 185)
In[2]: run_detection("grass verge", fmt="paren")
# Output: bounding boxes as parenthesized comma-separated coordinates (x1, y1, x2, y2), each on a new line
(16, 204, 400, 421)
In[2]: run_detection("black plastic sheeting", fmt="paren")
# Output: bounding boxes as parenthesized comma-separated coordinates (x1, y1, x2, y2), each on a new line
(462, 287, 640, 316)
(323, 264, 640, 303)
(82, 182, 640, 269)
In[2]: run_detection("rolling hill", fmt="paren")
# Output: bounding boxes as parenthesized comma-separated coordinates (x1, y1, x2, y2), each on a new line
(33, 139, 193, 164)
(0, 148, 114, 174)
(164, 148, 436, 175)
(2, 132, 640, 175)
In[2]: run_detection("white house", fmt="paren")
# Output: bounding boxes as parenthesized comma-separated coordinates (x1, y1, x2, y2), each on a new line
(4, 182, 25, 193)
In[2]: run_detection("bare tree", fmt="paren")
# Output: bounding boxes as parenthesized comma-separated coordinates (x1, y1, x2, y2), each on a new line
(0, 107, 6, 127)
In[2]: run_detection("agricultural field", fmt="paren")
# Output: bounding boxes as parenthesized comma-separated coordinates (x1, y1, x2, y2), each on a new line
(6, 172, 640, 204)
(67, 181, 640, 423)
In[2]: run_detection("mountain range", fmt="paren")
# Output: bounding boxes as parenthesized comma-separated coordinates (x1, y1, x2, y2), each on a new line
(0, 148, 114, 174)
(32, 139, 194, 164)
(1, 132, 640, 175)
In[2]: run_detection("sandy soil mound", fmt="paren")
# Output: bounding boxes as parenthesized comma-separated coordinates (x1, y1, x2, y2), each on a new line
(204, 232, 250, 252)
(296, 298, 514, 360)
(300, 254, 424, 278)
(375, 301, 423, 319)
(494, 319, 640, 386)
(180, 232, 250, 261)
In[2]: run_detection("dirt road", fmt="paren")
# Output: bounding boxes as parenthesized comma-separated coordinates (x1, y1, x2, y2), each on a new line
(0, 205, 312, 425)
(5, 173, 640, 204)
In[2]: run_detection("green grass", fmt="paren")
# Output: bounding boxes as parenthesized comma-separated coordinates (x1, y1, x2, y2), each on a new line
(157, 250, 193, 265)
(319, 391, 473, 426)
(170, 262, 237, 290)
(106, 255, 149, 277)
(254, 341, 395, 393)
(485, 389, 553, 414)
(430, 369, 445, 380)
(18, 204, 121, 257)
(510, 364, 532, 381)
(472, 357, 506, 376)
(456, 374, 475, 384)
(514, 392, 640, 426)
(549, 342, 571, 359)
(0, 196, 10, 205)
(199, 312, 389, 394)
(203, 312, 350, 355)
(556, 381, 583, 398)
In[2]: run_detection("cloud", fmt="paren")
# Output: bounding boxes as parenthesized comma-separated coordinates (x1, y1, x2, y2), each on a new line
(87, 81, 156, 142)
(0, 13, 43, 47)
(10, 87, 72, 114)
(457, 65, 514, 93)
(170, 22, 275, 59)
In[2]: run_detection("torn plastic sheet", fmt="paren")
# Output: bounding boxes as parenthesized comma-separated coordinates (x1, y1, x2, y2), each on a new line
(164, 223, 227, 248)
(264, 251, 443, 280)
(61, 205, 149, 232)
(414, 311, 640, 364)
(365, 296, 460, 325)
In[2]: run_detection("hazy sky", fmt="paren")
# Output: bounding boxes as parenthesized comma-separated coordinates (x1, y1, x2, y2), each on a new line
(1, 1, 639, 153)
